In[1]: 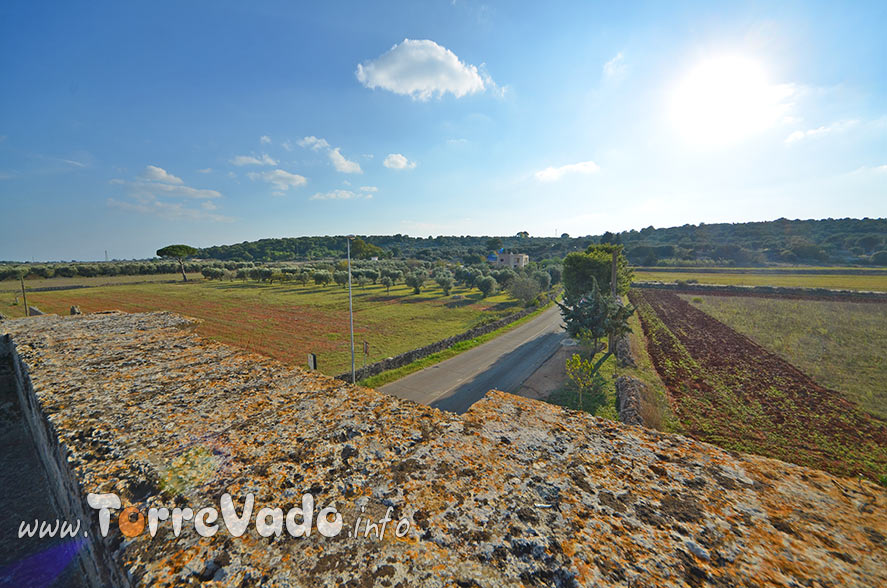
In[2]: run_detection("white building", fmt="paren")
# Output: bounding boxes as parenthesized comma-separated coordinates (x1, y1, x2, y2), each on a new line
(495, 252, 529, 268)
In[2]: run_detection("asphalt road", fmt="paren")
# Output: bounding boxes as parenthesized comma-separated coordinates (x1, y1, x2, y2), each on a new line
(380, 305, 566, 413)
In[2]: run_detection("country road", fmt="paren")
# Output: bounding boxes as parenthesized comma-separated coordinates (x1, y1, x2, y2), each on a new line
(380, 305, 566, 413)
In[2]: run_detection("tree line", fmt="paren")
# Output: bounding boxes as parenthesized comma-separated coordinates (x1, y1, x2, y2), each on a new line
(192, 218, 887, 266)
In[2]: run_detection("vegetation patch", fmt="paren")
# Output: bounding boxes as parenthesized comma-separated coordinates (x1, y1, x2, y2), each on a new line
(634, 269, 887, 291)
(631, 289, 887, 481)
(680, 294, 887, 421)
(10, 280, 526, 375)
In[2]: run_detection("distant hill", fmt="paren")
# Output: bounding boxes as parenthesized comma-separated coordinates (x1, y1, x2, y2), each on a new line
(198, 218, 887, 266)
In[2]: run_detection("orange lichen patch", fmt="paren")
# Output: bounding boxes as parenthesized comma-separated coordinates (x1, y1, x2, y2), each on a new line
(3, 311, 886, 587)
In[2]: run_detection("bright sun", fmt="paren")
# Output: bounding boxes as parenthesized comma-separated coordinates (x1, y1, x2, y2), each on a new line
(670, 55, 790, 146)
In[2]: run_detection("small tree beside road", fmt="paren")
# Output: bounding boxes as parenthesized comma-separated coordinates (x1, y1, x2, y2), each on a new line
(557, 276, 634, 379)
(508, 276, 541, 305)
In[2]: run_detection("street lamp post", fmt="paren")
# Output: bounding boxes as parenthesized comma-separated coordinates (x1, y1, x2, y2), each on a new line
(346, 235, 356, 384)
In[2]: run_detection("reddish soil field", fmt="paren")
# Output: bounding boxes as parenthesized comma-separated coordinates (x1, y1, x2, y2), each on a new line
(29, 291, 349, 367)
(630, 289, 887, 481)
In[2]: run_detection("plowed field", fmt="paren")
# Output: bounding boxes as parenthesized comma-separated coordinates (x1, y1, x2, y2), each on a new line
(630, 289, 887, 481)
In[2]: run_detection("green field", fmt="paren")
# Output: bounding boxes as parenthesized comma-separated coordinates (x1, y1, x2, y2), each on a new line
(634, 269, 887, 291)
(682, 294, 887, 421)
(3, 279, 525, 376)
(0, 272, 204, 292)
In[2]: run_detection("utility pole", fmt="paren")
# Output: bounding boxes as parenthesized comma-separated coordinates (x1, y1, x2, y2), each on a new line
(347, 235, 356, 384)
(20, 276, 29, 317)
(608, 247, 618, 354)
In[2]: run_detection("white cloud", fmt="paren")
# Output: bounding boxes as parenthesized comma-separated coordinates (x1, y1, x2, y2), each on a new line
(146, 182, 222, 199)
(247, 169, 307, 191)
(534, 160, 600, 182)
(850, 163, 887, 175)
(329, 148, 362, 174)
(603, 52, 626, 79)
(230, 153, 278, 166)
(108, 195, 232, 222)
(60, 158, 87, 168)
(260, 135, 271, 145)
(298, 136, 330, 151)
(128, 166, 223, 198)
(141, 165, 182, 183)
(197, 168, 212, 174)
(310, 189, 372, 200)
(383, 153, 416, 170)
(785, 119, 859, 144)
(356, 39, 489, 101)
(298, 136, 362, 174)
(108, 168, 229, 221)
(282, 139, 294, 151)
(359, 186, 378, 193)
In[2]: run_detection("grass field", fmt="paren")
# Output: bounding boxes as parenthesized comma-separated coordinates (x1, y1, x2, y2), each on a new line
(682, 294, 887, 421)
(633, 269, 887, 291)
(2, 279, 525, 376)
(0, 272, 204, 292)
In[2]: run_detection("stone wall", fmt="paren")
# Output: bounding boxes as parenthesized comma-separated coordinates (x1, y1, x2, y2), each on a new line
(614, 375, 645, 426)
(1, 334, 128, 587)
(2, 312, 886, 587)
(633, 281, 887, 301)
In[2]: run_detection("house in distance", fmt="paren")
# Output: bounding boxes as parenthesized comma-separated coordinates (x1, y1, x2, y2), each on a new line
(491, 251, 529, 268)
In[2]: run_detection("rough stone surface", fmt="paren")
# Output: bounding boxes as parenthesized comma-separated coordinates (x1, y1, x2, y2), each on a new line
(614, 376, 645, 426)
(613, 335, 635, 368)
(3, 311, 886, 587)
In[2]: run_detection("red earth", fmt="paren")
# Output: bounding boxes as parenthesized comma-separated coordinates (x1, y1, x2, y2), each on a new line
(630, 289, 887, 480)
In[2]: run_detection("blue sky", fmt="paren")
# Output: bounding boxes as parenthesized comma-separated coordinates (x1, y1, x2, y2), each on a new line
(1, 0, 885, 261)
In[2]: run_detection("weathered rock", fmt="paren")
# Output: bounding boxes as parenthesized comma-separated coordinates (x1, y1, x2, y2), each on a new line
(2, 311, 885, 587)
(615, 375, 645, 426)
(70, 305, 82, 315)
(27, 306, 43, 316)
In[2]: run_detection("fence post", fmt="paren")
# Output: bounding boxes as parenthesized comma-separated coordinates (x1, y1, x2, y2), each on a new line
(20, 276, 29, 317)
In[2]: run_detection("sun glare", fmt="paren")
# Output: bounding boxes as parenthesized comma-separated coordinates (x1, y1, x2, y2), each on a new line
(670, 55, 790, 147)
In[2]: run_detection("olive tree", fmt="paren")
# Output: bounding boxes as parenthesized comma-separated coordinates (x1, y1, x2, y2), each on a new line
(477, 275, 497, 298)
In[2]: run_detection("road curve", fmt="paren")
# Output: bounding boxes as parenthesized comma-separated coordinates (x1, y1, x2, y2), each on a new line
(380, 305, 565, 413)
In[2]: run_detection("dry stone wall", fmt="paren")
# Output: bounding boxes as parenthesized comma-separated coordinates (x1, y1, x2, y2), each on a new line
(2, 312, 885, 587)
